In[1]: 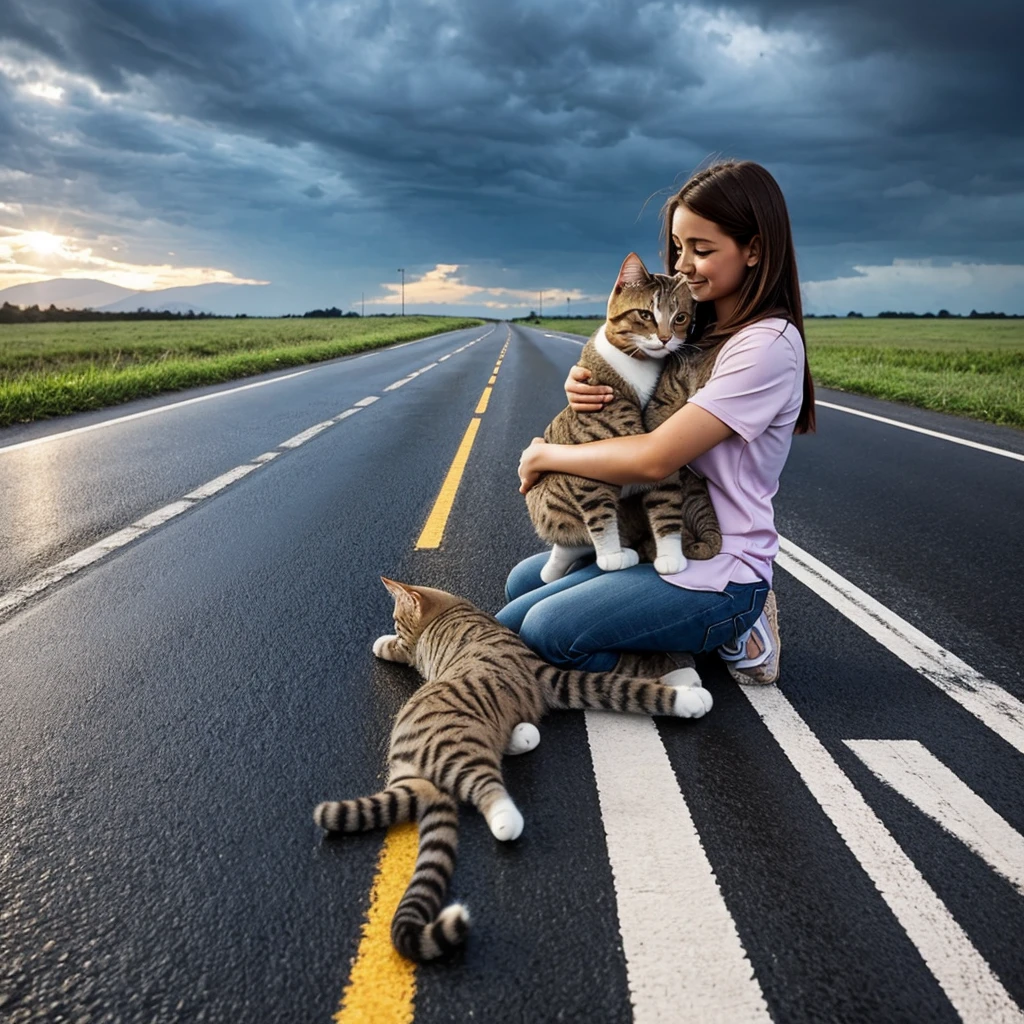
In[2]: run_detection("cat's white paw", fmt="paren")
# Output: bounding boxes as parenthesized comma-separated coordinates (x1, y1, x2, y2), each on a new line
(486, 797, 524, 841)
(373, 634, 405, 661)
(660, 667, 702, 689)
(539, 561, 568, 584)
(596, 548, 639, 572)
(672, 685, 714, 718)
(505, 722, 540, 755)
(654, 554, 687, 575)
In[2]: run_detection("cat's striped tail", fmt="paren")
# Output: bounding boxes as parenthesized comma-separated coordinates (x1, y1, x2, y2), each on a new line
(313, 779, 469, 961)
(390, 779, 468, 962)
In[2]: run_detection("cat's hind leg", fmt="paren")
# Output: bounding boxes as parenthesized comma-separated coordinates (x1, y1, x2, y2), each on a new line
(452, 752, 525, 840)
(641, 474, 687, 575)
(314, 780, 423, 833)
(482, 794, 525, 841)
(505, 722, 540, 755)
(540, 544, 593, 584)
(567, 479, 638, 572)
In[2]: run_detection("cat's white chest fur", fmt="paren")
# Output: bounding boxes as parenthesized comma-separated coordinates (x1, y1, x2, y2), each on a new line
(593, 325, 662, 408)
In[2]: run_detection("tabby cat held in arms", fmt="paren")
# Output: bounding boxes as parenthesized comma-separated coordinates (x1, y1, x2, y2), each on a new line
(526, 252, 721, 584)
(313, 577, 713, 962)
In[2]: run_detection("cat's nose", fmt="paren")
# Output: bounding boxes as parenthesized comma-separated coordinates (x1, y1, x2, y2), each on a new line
(658, 334, 672, 344)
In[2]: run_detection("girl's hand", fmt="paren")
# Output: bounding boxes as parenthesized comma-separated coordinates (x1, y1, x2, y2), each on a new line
(518, 437, 547, 494)
(565, 365, 613, 412)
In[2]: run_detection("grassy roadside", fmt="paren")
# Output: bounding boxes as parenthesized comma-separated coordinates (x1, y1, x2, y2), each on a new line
(0, 316, 486, 427)
(521, 317, 1024, 429)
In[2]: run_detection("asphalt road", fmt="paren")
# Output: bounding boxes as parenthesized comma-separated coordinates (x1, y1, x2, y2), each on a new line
(1, 321, 1022, 1023)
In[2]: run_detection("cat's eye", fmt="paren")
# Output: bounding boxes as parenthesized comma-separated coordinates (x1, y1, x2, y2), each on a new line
(636, 310, 654, 321)
(674, 313, 689, 324)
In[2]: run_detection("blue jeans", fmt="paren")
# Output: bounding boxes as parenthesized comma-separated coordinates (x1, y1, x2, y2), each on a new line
(496, 552, 769, 671)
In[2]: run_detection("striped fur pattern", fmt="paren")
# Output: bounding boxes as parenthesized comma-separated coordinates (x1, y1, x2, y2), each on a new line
(313, 577, 713, 962)
(525, 252, 719, 582)
(621, 341, 724, 561)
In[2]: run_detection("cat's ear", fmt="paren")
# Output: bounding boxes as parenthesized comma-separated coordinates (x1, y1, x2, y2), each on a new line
(380, 577, 423, 616)
(614, 252, 651, 293)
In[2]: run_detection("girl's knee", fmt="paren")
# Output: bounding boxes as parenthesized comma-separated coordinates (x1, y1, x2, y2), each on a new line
(519, 604, 589, 668)
(503, 552, 550, 603)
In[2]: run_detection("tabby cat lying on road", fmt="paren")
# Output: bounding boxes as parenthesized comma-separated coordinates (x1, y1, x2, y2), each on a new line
(313, 577, 712, 961)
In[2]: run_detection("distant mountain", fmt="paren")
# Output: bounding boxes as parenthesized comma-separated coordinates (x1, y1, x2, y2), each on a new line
(0, 278, 341, 317)
(96, 282, 272, 316)
(0, 278, 137, 310)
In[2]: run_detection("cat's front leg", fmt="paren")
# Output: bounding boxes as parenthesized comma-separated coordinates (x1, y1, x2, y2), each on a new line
(372, 634, 414, 664)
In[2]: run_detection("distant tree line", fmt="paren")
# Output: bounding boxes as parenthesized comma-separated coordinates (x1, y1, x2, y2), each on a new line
(0, 303, 387, 324)
(297, 306, 360, 318)
(808, 309, 1022, 319)
(0, 302, 241, 324)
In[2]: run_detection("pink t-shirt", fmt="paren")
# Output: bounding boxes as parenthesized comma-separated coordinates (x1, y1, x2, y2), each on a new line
(661, 316, 805, 593)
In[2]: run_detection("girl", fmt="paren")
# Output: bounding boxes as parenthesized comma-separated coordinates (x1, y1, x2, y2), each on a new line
(499, 160, 815, 686)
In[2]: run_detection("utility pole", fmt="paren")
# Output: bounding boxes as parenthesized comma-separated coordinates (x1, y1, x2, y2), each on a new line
(397, 268, 406, 316)
(361, 292, 364, 317)
(539, 290, 543, 317)
(567, 296, 571, 317)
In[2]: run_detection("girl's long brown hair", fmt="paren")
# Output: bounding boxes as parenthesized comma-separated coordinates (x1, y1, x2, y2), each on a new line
(662, 160, 815, 434)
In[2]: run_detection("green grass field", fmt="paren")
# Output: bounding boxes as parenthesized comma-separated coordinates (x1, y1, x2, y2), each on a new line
(0, 316, 485, 427)
(526, 317, 1024, 429)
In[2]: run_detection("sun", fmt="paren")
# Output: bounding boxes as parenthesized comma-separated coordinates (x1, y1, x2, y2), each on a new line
(22, 231, 67, 256)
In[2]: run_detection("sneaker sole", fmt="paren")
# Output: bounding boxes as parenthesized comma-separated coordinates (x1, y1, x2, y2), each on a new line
(726, 591, 780, 685)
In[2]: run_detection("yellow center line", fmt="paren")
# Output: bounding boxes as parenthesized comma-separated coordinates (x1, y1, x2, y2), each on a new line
(415, 330, 510, 550)
(334, 824, 420, 1024)
(415, 416, 483, 548)
(335, 327, 512, 1023)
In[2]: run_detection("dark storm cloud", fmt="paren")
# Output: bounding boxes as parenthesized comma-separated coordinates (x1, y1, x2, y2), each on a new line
(1, 0, 1022, 312)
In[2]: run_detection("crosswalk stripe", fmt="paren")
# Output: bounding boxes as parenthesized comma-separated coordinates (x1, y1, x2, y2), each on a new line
(585, 712, 771, 1024)
(846, 740, 1024, 897)
(743, 685, 1024, 1024)
(777, 536, 1024, 756)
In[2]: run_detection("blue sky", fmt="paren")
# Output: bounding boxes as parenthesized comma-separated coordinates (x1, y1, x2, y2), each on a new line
(0, 0, 1022, 316)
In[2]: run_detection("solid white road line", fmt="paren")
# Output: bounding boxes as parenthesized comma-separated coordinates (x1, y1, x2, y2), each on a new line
(816, 400, 1024, 462)
(846, 740, 1024, 897)
(585, 712, 771, 1024)
(0, 331, 498, 622)
(777, 535, 1024, 756)
(0, 368, 314, 455)
(743, 686, 1024, 1024)
(543, 332, 585, 346)
(0, 326, 494, 456)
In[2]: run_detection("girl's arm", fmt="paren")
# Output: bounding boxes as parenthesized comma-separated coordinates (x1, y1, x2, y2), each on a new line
(519, 402, 733, 494)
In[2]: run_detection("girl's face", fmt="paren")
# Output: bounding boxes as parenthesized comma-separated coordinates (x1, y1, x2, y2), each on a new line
(671, 204, 759, 321)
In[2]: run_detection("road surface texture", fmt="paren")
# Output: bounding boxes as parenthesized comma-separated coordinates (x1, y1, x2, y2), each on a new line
(1, 322, 1022, 1023)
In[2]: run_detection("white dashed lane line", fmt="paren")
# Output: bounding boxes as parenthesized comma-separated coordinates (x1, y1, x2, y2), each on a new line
(586, 711, 772, 1024)
(845, 739, 1024, 897)
(777, 536, 1024, 755)
(0, 329, 495, 622)
(744, 685, 1024, 1024)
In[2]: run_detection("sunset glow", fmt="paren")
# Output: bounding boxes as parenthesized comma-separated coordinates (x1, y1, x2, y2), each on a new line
(22, 230, 67, 256)
(0, 226, 270, 293)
